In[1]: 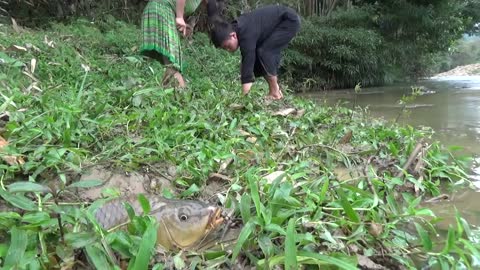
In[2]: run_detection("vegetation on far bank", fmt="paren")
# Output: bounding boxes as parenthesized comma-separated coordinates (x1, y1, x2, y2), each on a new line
(0, 19, 479, 270)
(3, 0, 480, 90)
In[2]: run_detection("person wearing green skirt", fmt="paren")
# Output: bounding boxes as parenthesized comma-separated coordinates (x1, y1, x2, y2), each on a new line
(140, 0, 206, 88)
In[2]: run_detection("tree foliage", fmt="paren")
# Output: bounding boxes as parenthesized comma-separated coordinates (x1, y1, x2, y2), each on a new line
(3, 0, 480, 89)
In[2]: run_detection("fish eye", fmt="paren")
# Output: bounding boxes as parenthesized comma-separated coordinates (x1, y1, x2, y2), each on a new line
(179, 214, 188, 221)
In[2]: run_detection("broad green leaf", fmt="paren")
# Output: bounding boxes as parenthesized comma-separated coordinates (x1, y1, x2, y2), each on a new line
(438, 256, 448, 270)
(0, 188, 36, 211)
(258, 252, 357, 269)
(336, 187, 360, 223)
(460, 239, 480, 263)
(414, 223, 432, 251)
(0, 243, 8, 258)
(258, 235, 274, 258)
(248, 174, 262, 219)
(285, 218, 297, 270)
(85, 244, 113, 270)
(231, 220, 255, 262)
(318, 178, 329, 204)
(415, 208, 435, 217)
(3, 227, 28, 268)
(229, 118, 238, 130)
(65, 232, 98, 249)
(106, 232, 133, 258)
(131, 219, 158, 270)
(441, 227, 456, 255)
(264, 223, 286, 235)
(240, 194, 251, 223)
(7, 182, 51, 193)
(180, 184, 200, 197)
(137, 194, 151, 215)
(124, 202, 136, 220)
(386, 193, 399, 215)
(21, 212, 51, 225)
(456, 209, 471, 237)
(0, 212, 21, 220)
(67, 179, 104, 189)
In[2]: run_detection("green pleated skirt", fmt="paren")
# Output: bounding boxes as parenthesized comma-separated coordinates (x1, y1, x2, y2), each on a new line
(140, 0, 183, 72)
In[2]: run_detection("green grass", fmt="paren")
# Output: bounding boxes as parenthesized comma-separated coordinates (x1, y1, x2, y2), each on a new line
(0, 18, 479, 269)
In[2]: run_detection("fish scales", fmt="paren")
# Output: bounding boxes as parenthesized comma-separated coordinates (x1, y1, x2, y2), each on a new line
(95, 195, 167, 229)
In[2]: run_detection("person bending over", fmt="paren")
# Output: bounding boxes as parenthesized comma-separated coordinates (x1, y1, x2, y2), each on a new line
(208, 3, 301, 99)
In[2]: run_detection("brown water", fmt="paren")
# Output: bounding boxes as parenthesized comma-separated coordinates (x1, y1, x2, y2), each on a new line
(299, 75, 480, 231)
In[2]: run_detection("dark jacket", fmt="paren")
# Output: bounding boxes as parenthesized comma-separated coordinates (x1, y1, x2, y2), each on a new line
(234, 4, 298, 84)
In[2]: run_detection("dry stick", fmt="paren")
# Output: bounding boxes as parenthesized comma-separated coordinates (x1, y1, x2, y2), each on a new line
(395, 140, 424, 178)
(363, 156, 379, 197)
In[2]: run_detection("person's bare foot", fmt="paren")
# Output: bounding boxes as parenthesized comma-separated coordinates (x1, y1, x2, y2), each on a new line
(265, 93, 283, 100)
(267, 82, 284, 100)
(173, 72, 186, 88)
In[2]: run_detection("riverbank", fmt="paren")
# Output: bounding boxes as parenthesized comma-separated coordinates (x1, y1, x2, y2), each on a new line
(433, 63, 480, 77)
(0, 20, 478, 269)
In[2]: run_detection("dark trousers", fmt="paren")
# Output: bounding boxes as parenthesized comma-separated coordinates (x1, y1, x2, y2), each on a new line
(254, 8, 301, 78)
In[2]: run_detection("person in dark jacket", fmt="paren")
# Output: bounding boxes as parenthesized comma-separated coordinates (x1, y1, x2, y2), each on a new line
(208, 3, 301, 100)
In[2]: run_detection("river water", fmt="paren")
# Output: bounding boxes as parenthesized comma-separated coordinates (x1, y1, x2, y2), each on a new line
(299, 75, 480, 232)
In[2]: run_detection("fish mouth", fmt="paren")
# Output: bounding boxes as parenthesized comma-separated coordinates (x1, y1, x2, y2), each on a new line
(207, 207, 225, 231)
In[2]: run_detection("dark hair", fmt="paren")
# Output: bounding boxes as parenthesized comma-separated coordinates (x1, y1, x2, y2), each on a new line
(210, 21, 234, 48)
(207, 0, 234, 48)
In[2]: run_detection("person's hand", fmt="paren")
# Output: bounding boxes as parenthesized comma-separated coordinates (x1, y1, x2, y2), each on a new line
(242, 83, 253, 95)
(175, 17, 187, 36)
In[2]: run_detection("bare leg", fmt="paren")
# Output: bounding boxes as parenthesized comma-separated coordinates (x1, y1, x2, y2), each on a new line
(264, 76, 283, 100)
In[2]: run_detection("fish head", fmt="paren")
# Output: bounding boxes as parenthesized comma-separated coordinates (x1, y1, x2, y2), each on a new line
(156, 200, 224, 249)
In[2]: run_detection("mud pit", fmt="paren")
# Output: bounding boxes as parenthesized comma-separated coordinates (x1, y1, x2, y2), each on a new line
(77, 163, 176, 201)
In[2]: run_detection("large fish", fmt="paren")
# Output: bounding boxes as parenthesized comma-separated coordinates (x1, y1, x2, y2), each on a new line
(94, 195, 225, 250)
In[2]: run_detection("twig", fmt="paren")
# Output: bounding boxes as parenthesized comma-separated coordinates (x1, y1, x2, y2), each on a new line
(395, 140, 424, 178)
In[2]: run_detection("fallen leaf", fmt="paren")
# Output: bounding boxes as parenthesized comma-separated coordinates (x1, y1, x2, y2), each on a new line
(21, 70, 38, 82)
(272, 108, 296, 116)
(368, 222, 383, 238)
(339, 130, 353, 144)
(7, 45, 27, 52)
(237, 129, 251, 137)
(30, 58, 36, 74)
(44, 35, 55, 48)
(25, 82, 43, 93)
(246, 136, 257, 144)
(11, 18, 22, 33)
(25, 43, 41, 52)
(0, 135, 25, 166)
(229, 103, 245, 110)
(236, 150, 256, 160)
(295, 109, 306, 118)
(218, 157, 234, 173)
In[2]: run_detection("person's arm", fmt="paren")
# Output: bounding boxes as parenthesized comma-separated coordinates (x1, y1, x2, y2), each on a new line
(240, 47, 256, 86)
(175, 0, 187, 36)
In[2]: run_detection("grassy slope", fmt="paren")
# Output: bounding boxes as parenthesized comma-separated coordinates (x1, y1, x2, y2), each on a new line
(0, 19, 477, 269)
